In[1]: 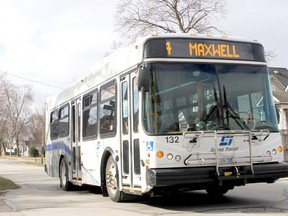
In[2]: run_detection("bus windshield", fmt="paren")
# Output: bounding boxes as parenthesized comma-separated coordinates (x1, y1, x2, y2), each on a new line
(143, 63, 279, 134)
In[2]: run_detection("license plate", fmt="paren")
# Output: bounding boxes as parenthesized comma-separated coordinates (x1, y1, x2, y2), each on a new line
(219, 158, 233, 164)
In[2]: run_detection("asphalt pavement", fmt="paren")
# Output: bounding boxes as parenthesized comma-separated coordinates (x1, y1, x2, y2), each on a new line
(1, 156, 288, 216)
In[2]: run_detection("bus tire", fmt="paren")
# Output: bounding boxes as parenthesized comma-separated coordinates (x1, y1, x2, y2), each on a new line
(105, 155, 125, 202)
(205, 185, 230, 197)
(59, 158, 73, 191)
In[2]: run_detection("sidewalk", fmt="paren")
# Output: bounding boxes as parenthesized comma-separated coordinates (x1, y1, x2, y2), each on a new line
(0, 156, 45, 166)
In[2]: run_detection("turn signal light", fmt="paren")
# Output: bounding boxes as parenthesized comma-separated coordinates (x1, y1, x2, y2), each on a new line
(157, 151, 164, 158)
(278, 146, 283, 153)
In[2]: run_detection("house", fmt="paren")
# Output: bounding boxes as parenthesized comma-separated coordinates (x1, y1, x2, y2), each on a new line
(269, 67, 288, 130)
(4, 140, 28, 156)
(22, 139, 41, 157)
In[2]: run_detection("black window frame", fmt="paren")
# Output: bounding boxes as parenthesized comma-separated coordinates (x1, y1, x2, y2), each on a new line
(132, 77, 139, 133)
(82, 89, 98, 140)
(99, 80, 117, 138)
(50, 109, 59, 140)
(58, 104, 70, 138)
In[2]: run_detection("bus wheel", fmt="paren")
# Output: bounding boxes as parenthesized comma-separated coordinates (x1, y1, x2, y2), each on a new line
(205, 185, 230, 197)
(105, 155, 124, 202)
(59, 158, 73, 191)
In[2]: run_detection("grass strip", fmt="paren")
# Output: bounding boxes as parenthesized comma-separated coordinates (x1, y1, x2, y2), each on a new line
(0, 177, 19, 191)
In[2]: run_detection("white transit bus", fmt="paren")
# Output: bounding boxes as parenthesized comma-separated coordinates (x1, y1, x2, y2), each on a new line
(45, 34, 288, 202)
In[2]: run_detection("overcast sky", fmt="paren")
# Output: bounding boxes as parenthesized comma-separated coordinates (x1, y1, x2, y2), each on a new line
(0, 0, 287, 105)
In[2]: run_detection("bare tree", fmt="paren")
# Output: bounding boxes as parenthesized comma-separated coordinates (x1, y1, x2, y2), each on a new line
(0, 106, 9, 156)
(0, 73, 44, 157)
(0, 74, 10, 155)
(1, 78, 33, 156)
(0, 119, 8, 156)
(26, 105, 45, 152)
(0, 76, 12, 155)
(115, 0, 226, 44)
(265, 50, 276, 64)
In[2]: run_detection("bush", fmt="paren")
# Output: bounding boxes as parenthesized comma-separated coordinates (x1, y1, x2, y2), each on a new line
(29, 146, 39, 157)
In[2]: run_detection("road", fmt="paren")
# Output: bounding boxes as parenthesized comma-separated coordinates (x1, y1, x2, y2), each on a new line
(0, 157, 288, 216)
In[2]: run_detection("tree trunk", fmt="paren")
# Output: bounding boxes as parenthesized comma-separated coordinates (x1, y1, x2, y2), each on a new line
(16, 135, 20, 157)
(0, 140, 2, 156)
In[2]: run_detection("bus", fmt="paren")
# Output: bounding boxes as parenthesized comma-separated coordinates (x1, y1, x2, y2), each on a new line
(45, 34, 288, 202)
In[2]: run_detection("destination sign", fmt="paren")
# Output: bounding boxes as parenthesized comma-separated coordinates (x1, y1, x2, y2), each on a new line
(144, 38, 265, 62)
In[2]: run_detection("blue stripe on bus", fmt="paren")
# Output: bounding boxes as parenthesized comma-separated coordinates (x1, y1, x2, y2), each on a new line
(45, 142, 72, 156)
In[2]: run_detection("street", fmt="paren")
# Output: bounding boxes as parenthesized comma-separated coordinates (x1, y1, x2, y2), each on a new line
(1, 157, 288, 216)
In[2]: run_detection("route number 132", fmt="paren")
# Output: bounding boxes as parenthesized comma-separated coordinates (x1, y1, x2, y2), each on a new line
(165, 136, 179, 143)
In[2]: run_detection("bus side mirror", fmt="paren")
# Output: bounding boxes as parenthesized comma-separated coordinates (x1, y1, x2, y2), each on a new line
(137, 65, 150, 92)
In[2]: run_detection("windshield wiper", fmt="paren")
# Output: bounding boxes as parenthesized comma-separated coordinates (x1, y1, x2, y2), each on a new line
(204, 85, 250, 131)
(203, 85, 227, 130)
(223, 86, 250, 130)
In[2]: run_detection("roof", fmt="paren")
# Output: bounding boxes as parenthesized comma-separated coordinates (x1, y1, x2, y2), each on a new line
(136, 33, 263, 45)
(269, 67, 288, 89)
(273, 91, 288, 104)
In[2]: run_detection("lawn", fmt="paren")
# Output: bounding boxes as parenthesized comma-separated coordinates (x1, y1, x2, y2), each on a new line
(0, 177, 19, 191)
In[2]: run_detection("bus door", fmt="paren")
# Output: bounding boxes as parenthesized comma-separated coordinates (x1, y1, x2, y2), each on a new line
(120, 71, 141, 190)
(71, 99, 82, 181)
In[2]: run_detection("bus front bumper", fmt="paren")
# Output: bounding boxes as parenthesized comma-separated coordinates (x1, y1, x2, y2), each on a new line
(147, 162, 288, 188)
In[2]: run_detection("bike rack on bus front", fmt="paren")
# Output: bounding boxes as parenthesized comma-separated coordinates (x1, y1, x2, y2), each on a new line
(183, 130, 271, 176)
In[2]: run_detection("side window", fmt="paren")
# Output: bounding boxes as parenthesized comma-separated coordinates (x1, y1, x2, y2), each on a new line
(133, 77, 139, 133)
(100, 81, 116, 136)
(50, 110, 59, 140)
(122, 81, 128, 135)
(59, 105, 69, 137)
(82, 90, 98, 139)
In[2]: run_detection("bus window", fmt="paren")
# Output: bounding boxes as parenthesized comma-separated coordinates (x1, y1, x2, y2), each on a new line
(59, 105, 69, 137)
(133, 77, 139, 133)
(50, 110, 59, 140)
(83, 90, 98, 139)
(122, 82, 128, 135)
(100, 81, 116, 136)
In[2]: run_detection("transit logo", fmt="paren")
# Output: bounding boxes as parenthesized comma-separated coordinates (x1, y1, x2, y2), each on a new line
(146, 141, 154, 151)
(219, 136, 233, 146)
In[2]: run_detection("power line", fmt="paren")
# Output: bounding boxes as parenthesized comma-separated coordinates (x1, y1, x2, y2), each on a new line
(1, 71, 65, 90)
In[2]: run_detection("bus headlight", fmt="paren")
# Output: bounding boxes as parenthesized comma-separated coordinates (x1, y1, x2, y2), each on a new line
(167, 153, 173, 160)
(266, 151, 271, 157)
(272, 149, 277, 155)
(175, 155, 181, 162)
